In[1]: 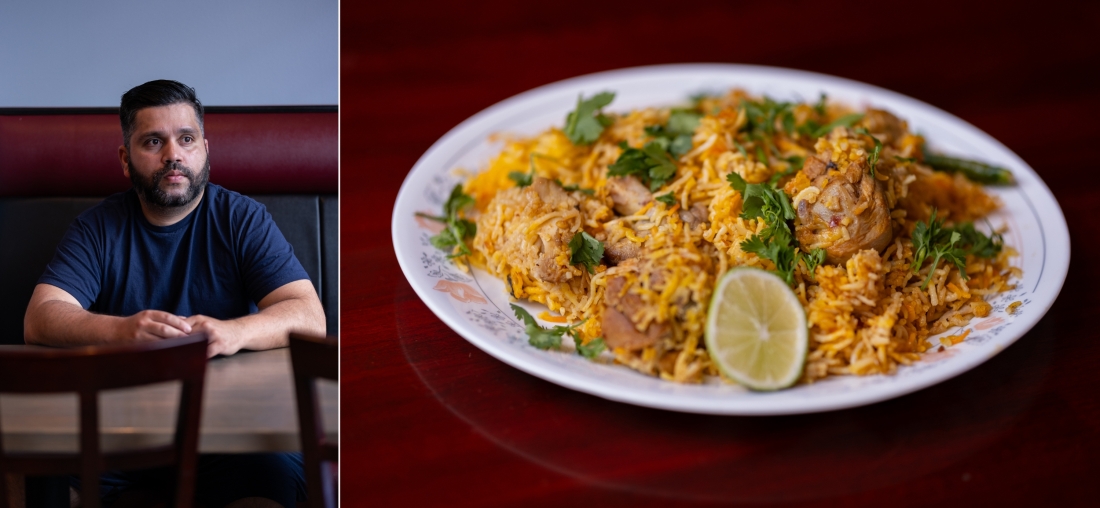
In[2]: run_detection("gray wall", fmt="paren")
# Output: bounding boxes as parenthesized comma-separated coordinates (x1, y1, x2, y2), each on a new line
(0, 0, 337, 107)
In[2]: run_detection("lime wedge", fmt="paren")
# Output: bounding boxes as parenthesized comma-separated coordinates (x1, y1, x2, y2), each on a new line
(705, 268, 808, 391)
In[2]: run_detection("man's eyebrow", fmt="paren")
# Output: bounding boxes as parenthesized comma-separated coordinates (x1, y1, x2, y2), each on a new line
(137, 130, 166, 140)
(136, 127, 199, 139)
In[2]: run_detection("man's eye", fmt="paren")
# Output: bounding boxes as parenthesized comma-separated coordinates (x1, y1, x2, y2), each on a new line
(146, 139, 160, 146)
(183, 136, 193, 143)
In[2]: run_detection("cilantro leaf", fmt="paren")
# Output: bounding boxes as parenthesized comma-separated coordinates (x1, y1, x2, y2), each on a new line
(813, 93, 828, 116)
(910, 209, 971, 289)
(730, 173, 804, 285)
(669, 135, 694, 158)
(442, 184, 475, 219)
(655, 193, 677, 206)
(741, 233, 800, 285)
(558, 181, 595, 195)
(811, 113, 864, 138)
(781, 110, 796, 136)
(740, 234, 767, 256)
(755, 143, 769, 168)
(564, 91, 615, 145)
(920, 230, 966, 290)
(726, 171, 747, 193)
(527, 325, 563, 350)
(645, 133, 671, 153)
(508, 153, 540, 187)
(910, 210, 936, 274)
(741, 96, 793, 136)
(911, 208, 944, 274)
(441, 221, 476, 258)
(510, 304, 589, 354)
(854, 128, 883, 178)
(802, 248, 826, 279)
(942, 231, 967, 273)
(428, 225, 460, 250)
(426, 184, 477, 257)
(568, 231, 604, 274)
(734, 139, 752, 158)
(511, 304, 564, 349)
(644, 109, 701, 159)
(508, 170, 533, 187)
(667, 110, 702, 135)
(954, 222, 1004, 259)
(728, 173, 795, 242)
(576, 337, 606, 359)
(608, 141, 678, 191)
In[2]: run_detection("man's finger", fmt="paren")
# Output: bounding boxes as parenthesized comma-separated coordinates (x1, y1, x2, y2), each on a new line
(149, 311, 192, 334)
(151, 323, 189, 339)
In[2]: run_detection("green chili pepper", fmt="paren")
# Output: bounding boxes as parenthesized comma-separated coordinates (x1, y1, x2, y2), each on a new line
(923, 150, 1015, 185)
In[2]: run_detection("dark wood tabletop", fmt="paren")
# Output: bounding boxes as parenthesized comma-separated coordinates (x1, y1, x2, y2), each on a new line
(0, 348, 338, 454)
(343, 1, 1100, 505)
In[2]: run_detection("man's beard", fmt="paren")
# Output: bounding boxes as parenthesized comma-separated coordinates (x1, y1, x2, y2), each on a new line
(129, 156, 210, 209)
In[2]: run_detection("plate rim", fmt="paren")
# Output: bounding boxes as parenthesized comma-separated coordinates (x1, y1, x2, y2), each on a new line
(391, 63, 1071, 415)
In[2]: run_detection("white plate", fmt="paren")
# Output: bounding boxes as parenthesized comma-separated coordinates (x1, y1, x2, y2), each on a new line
(391, 64, 1070, 415)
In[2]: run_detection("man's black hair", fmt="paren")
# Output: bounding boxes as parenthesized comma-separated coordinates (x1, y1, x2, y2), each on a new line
(119, 80, 204, 148)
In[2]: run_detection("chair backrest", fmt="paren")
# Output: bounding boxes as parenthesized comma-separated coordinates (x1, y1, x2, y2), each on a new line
(289, 333, 337, 508)
(0, 334, 208, 508)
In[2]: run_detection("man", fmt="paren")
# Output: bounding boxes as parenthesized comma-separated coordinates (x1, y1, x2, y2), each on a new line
(24, 80, 326, 508)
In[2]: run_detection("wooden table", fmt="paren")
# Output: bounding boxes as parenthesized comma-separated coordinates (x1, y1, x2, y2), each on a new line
(346, 2, 1099, 505)
(0, 348, 337, 454)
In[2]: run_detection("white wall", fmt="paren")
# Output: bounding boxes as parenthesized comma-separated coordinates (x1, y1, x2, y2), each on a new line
(0, 0, 338, 107)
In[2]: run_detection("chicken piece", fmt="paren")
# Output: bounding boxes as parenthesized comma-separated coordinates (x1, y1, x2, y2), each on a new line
(532, 242, 569, 282)
(678, 202, 709, 228)
(801, 155, 831, 180)
(474, 177, 583, 285)
(794, 156, 893, 264)
(530, 176, 570, 204)
(603, 236, 642, 265)
(862, 108, 907, 146)
(600, 265, 670, 350)
(601, 306, 669, 350)
(606, 176, 653, 215)
(526, 178, 579, 283)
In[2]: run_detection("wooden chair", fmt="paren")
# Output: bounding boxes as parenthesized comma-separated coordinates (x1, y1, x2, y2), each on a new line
(289, 333, 337, 508)
(0, 334, 208, 508)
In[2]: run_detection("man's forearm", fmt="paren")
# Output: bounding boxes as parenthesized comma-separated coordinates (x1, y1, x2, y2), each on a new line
(25, 299, 128, 346)
(189, 279, 328, 356)
(25, 284, 195, 347)
(227, 295, 327, 351)
(25, 281, 325, 354)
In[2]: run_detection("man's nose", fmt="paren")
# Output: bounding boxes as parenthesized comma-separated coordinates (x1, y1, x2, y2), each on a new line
(161, 139, 183, 163)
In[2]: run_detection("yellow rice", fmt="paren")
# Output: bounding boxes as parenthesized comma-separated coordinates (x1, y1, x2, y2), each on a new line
(459, 89, 1017, 385)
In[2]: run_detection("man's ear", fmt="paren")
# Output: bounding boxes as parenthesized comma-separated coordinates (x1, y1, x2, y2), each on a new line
(118, 145, 130, 178)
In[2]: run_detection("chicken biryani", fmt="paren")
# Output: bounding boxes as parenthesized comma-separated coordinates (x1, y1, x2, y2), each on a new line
(422, 88, 1018, 387)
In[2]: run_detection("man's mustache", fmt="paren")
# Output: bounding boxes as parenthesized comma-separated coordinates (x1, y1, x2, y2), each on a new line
(152, 162, 195, 182)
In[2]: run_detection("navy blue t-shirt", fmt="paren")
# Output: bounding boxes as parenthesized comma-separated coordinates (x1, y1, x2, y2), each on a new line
(38, 184, 309, 319)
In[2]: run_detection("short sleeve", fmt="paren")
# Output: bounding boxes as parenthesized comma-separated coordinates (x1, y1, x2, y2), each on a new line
(37, 218, 103, 309)
(235, 203, 311, 304)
